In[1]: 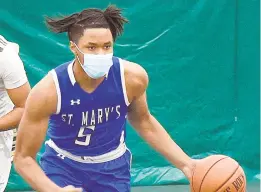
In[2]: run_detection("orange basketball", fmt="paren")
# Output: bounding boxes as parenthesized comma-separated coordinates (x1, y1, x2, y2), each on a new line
(191, 155, 246, 192)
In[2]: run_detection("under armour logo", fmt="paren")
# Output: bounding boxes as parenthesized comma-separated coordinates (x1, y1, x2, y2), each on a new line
(71, 99, 80, 105)
(57, 153, 65, 159)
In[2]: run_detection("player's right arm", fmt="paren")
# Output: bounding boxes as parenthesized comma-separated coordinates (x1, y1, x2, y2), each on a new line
(13, 73, 60, 192)
(13, 73, 82, 192)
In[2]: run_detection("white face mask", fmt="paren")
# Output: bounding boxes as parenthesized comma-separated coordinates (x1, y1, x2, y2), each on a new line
(74, 43, 113, 79)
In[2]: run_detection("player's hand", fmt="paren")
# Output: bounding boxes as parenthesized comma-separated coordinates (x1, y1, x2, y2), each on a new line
(60, 185, 83, 192)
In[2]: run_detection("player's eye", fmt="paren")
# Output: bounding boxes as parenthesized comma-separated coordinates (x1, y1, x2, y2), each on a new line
(87, 46, 96, 51)
(104, 45, 111, 50)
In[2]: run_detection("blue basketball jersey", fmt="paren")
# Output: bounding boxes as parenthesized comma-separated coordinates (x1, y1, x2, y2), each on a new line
(47, 57, 129, 156)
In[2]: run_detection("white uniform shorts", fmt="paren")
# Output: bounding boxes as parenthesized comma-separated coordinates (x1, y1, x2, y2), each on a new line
(0, 129, 16, 192)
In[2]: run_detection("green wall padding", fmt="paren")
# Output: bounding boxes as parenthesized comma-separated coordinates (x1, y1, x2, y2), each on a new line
(0, 0, 259, 190)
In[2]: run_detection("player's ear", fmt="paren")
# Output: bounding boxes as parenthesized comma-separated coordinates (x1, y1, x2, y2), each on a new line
(69, 41, 77, 55)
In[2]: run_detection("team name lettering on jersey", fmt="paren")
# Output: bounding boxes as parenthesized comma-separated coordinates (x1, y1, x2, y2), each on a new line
(61, 105, 121, 126)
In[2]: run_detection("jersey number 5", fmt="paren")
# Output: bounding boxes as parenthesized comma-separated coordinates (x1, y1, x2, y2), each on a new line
(75, 125, 95, 146)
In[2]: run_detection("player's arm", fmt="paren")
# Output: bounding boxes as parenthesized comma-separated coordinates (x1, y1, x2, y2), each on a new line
(13, 73, 61, 192)
(126, 62, 195, 180)
(0, 44, 31, 131)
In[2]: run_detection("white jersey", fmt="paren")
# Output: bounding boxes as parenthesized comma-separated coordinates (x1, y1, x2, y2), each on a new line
(0, 35, 28, 117)
(0, 35, 28, 192)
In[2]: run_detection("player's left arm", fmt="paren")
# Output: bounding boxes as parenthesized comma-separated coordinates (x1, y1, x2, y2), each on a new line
(0, 45, 31, 131)
(126, 62, 195, 180)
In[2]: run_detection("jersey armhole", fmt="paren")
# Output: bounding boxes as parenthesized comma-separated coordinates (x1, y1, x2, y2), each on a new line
(119, 58, 130, 106)
(50, 70, 61, 114)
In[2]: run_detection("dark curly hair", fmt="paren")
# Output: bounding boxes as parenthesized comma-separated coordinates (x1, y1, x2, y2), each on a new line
(44, 5, 128, 42)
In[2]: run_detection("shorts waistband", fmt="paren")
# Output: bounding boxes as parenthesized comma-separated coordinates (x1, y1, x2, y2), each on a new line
(45, 139, 127, 164)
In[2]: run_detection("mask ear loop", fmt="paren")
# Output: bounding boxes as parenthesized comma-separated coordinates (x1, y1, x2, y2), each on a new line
(73, 42, 84, 66)
(75, 54, 82, 66)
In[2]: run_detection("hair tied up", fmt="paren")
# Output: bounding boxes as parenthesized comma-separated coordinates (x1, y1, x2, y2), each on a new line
(45, 12, 81, 33)
(103, 5, 129, 39)
(44, 5, 128, 42)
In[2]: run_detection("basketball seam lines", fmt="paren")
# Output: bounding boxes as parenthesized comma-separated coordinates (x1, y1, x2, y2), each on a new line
(214, 164, 240, 192)
(198, 157, 228, 192)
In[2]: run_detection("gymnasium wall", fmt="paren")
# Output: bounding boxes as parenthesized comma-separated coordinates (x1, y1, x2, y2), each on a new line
(0, 0, 259, 190)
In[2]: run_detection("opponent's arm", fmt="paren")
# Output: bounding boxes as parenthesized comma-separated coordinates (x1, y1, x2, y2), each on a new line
(0, 83, 31, 131)
(126, 63, 195, 180)
(0, 44, 31, 131)
(14, 74, 61, 192)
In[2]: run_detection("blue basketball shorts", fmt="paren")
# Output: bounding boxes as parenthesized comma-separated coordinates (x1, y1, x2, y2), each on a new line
(40, 144, 132, 192)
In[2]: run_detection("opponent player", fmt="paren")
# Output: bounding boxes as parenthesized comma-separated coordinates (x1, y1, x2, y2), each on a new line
(0, 35, 31, 192)
(14, 5, 196, 192)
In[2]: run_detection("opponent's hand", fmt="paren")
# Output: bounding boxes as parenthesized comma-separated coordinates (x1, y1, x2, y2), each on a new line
(60, 185, 83, 192)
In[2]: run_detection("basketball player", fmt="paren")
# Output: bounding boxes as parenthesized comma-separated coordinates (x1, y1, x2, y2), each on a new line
(14, 5, 196, 192)
(0, 35, 31, 192)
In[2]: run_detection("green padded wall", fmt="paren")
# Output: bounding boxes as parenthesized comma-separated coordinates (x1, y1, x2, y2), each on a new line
(0, 0, 259, 190)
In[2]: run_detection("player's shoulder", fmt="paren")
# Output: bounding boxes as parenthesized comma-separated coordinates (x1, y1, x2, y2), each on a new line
(32, 72, 56, 95)
(121, 59, 148, 81)
(27, 72, 57, 114)
(121, 59, 149, 93)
